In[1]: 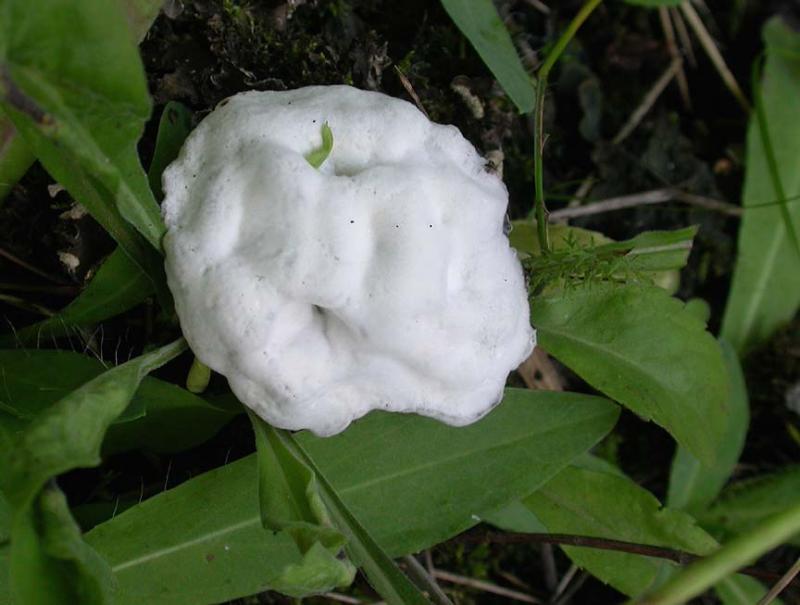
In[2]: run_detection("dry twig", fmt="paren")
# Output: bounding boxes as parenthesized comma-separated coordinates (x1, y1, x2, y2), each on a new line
(658, 6, 691, 109)
(613, 58, 682, 145)
(432, 569, 542, 604)
(679, 2, 750, 111)
(548, 188, 741, 220)
(757, 556, 800, 605)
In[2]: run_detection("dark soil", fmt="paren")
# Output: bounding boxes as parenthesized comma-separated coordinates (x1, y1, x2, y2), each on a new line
(2, 1, 799, 604)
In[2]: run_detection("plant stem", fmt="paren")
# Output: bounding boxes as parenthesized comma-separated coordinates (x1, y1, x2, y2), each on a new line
(635, 500, 800, 605)
(533, 0, 603, 255)
(455, 531, 789, 584)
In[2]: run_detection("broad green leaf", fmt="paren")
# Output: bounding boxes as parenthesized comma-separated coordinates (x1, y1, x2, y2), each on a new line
(510, 221, 611, 257)
(103, 382, 236, 456)
(0, 349, 147, 431)
(247, 413, 355, 597)
(0, 494, 9, 544)
(683, 298, 711, 325)
(9, 486, 115, 605)
(699, 466, 800, 545)
(1, 341, 185, 605)
(0, 0, 165, 282)
(304, 122, 333, 169)
(639, 500, 800, 605)
(0, 339, 186, 509)
(0, 546, 7, 598)
(0, 112, 34, 203)
(0, 0, 161, 207)
(148, 101, 193, 201)
(592, 226, 696, 272)
(285, 430, 431, 605)
(0, 348, 236, 454)
(120, 0, 165, 45)
(439, 0, 535, 113)
(84, 389, 618, 605)
(666, 340, 749, 514)
(721, 18, 800, 352)
(0, 248, 152, 347)
(487, 463, 776, 602)
(489, 465, 717, 597)
(532, 284, 728, 464)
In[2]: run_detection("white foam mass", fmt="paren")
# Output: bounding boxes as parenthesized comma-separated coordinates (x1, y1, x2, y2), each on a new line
(162, 85, 535, 436)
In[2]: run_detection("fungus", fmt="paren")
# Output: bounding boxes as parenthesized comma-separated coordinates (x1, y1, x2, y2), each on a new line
(162, 85, 535, 436)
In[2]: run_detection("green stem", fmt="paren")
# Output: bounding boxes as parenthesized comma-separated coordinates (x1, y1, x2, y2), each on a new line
(634, 500, 800, 605)
(533, 0, 603, 254)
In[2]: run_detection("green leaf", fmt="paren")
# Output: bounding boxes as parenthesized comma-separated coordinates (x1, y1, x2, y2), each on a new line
(148, 101, 193, 201)
(592, 226, 697, 272)
(488, 464, 718, 598)
(0, 341, 186, 605)
(0, 348, 236, 455)
(715, 575, 779, 605)
(0, 493, 9, 545)
(0, 247, 152, 346)
(0, 545, 7, 598)
(103, 381, 237, 456)
(721, 18, 800, 352)
(666, 339, 749, 515)
(284, 430, 431, 605)
(0, 339, 186, 509)
(0, 0, 165, 281)
(0, 0, 161, 207)
(0, 348, 147, 430)
(84, 389, 618, 605)
(699, 466, 800, 545)
(532, 284, 728, 464)
(304, 122, 333, 169)
(515, 223, 693, 292)
(638, 500, 800, 605)
(247, 413, 355, 597)
(510, 221, 610, 257)
(119, 0, 166, 45)
(9, 485, 115, 605)
(0, 112, 34, 203)
(439, 0, 535, 113)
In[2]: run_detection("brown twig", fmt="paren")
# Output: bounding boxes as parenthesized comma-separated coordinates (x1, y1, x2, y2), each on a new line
(432, 569, 542, 604)
(658, 7, 691, 110)
(548, 188, 742, 220)
(669, 7, 696, 68)
(757, 556, 800, 605)
(455, 531, 791, 584)
(613, 58, 682, 145)
(394, 66, 429, 118)
(679, 2, 750, 112)
(0, 245, 70, 285)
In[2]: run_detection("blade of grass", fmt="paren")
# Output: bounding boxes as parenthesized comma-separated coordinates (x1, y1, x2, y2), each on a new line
(533, 0, 604, 254)
(751, 54, 800, 262)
